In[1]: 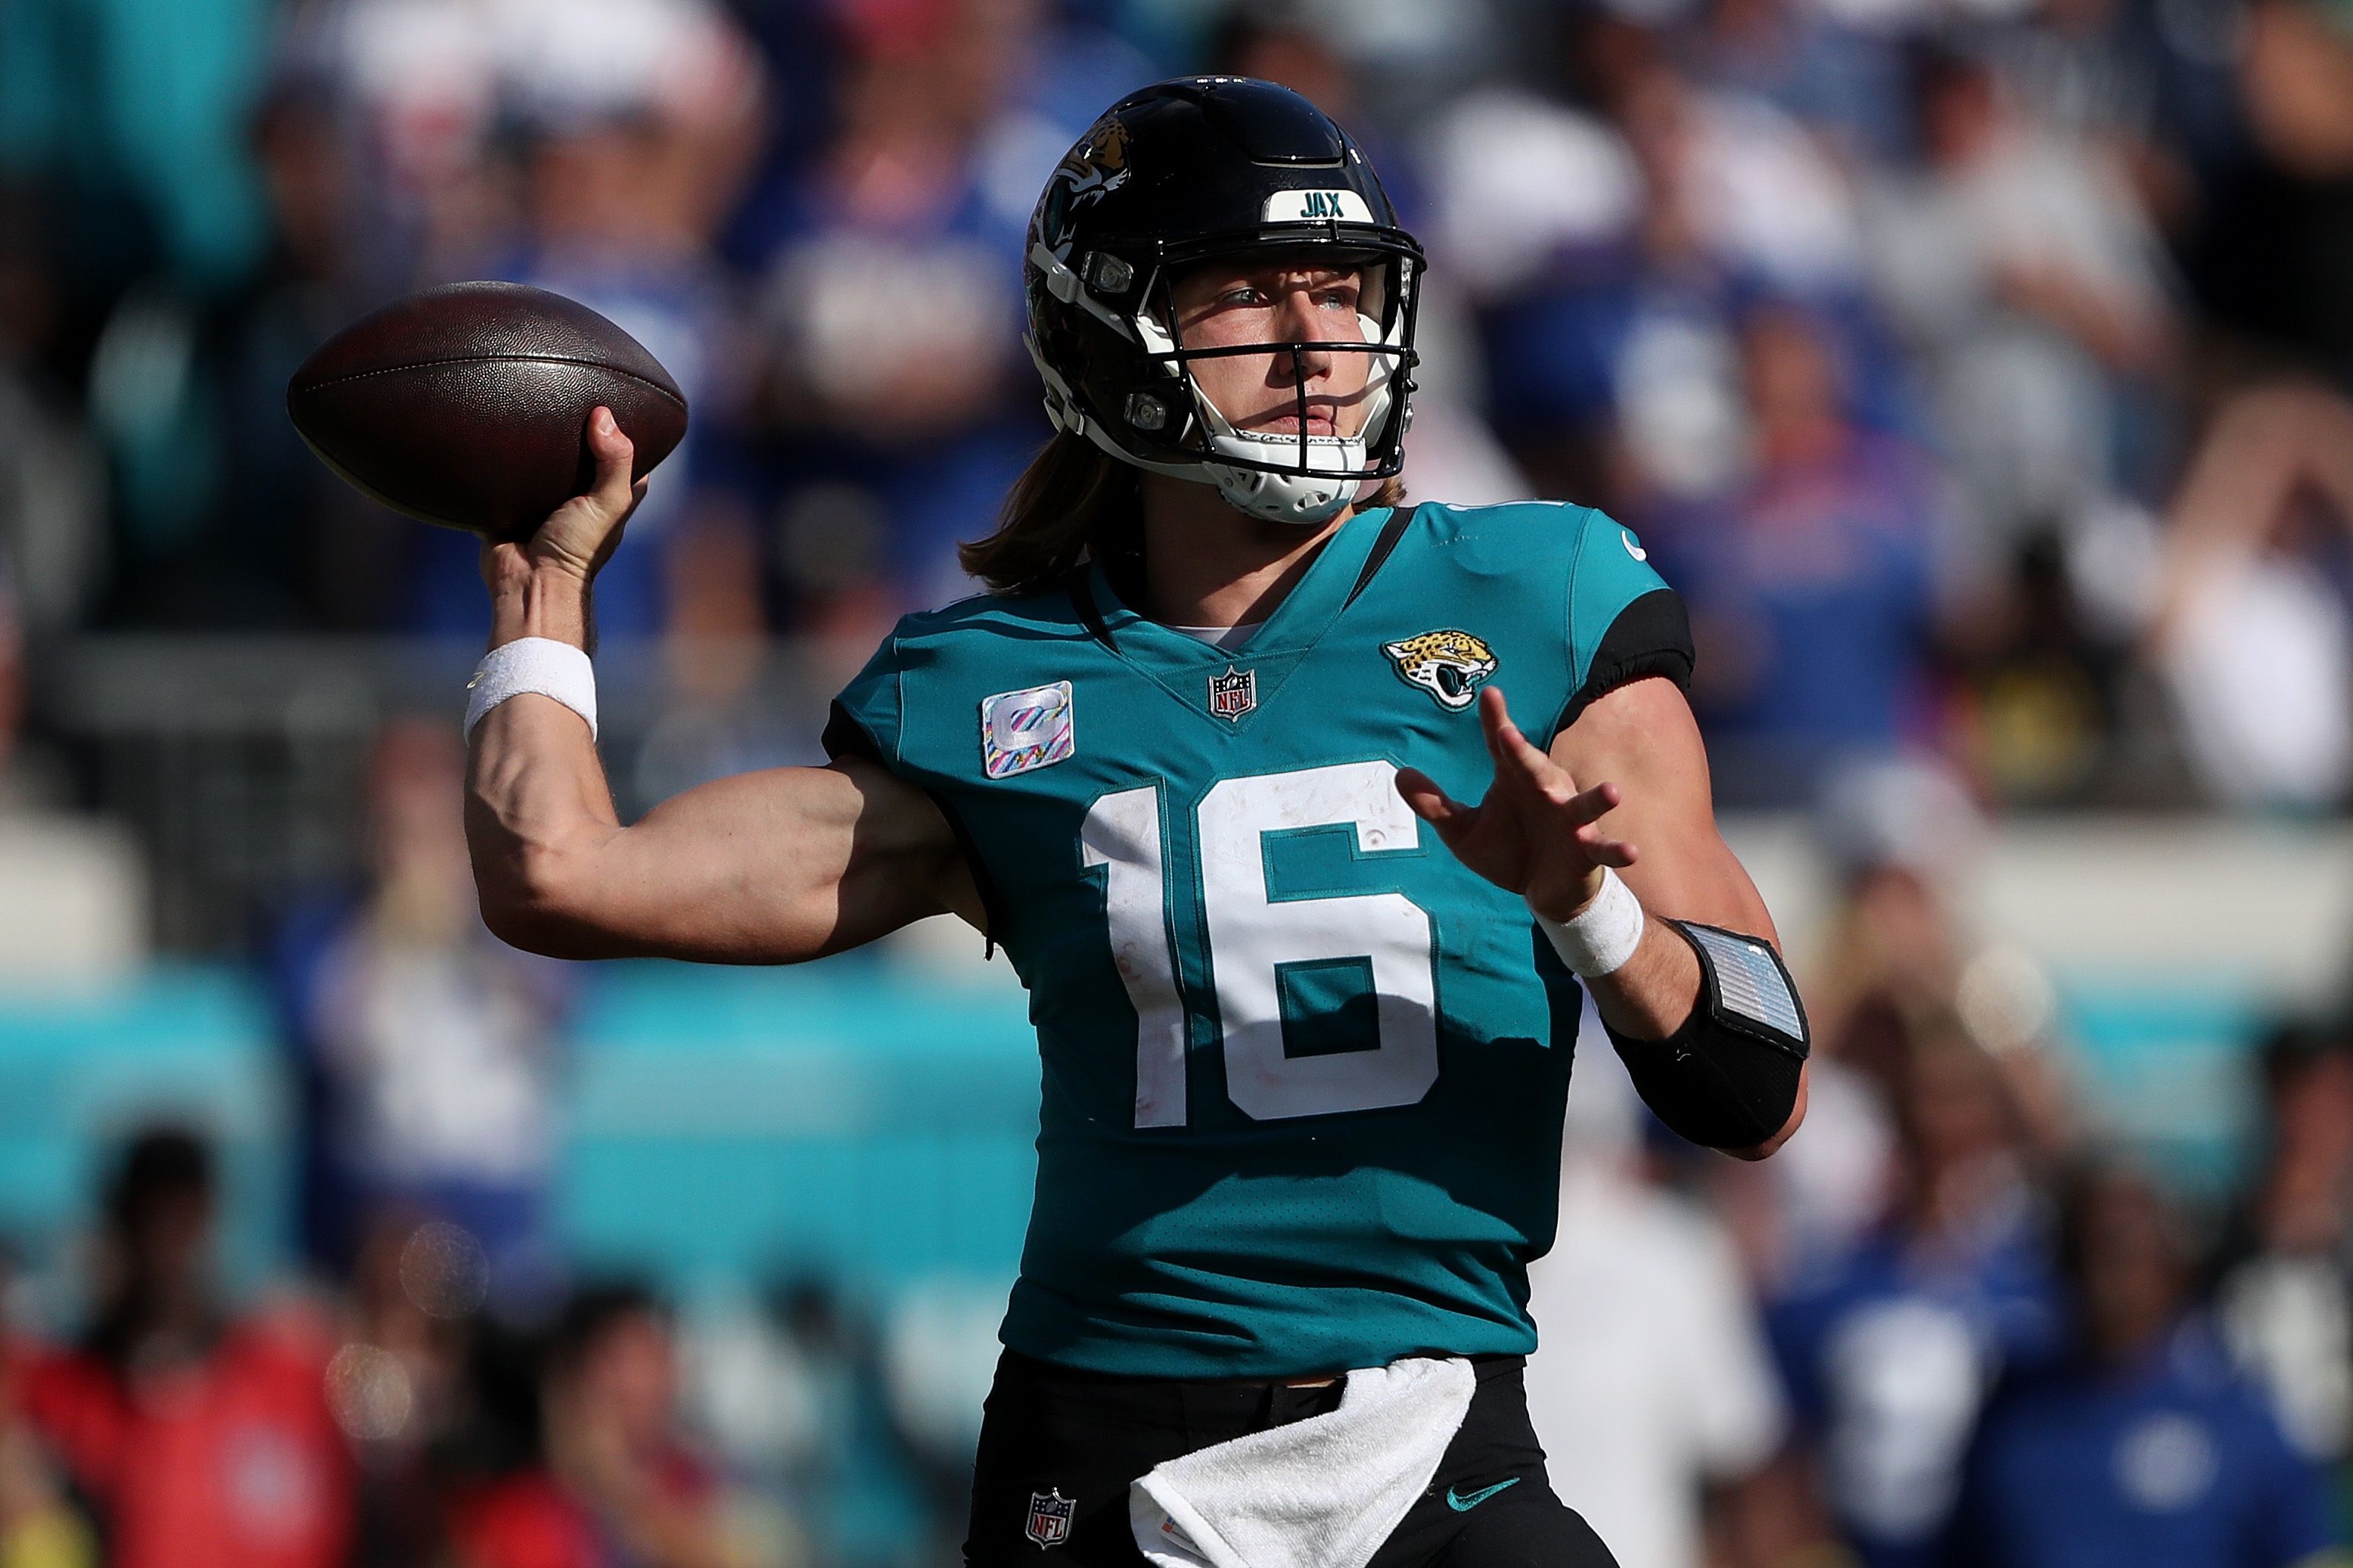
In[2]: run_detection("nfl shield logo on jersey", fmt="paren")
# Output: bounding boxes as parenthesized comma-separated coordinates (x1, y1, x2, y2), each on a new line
(1208, 665, 1257, 721)
(981, 682, 1077, 779)
(1024, 1488, 1075, 1549)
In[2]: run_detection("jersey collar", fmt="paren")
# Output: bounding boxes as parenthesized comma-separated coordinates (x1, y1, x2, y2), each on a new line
(1074, 505, 1399, 728)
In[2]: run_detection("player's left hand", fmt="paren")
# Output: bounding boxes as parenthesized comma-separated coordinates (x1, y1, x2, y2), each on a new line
(1396, 685, 1636, 923)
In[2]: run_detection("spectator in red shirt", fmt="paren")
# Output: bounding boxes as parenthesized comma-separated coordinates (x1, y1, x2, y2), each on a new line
(20, 1127, 353, 1568)
(451, 1284, 748, 1568)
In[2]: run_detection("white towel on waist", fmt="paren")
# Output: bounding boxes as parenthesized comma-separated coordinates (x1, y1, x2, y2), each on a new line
(1128, 1355, 1476, 1568)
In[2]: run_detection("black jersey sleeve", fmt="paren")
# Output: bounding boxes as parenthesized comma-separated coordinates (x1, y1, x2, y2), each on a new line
(1554, 587, 1696, 734)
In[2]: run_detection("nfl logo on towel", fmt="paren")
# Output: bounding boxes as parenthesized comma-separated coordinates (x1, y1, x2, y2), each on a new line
(1024, 1488, 1074, 1549)
(1208, 666, 1256, 721)
(981, 682, 1077, 779)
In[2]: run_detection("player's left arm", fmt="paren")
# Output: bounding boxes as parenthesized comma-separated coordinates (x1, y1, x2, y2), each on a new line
(1556, 675, 1802, 1157)
(1398, 677, 1804, 1160)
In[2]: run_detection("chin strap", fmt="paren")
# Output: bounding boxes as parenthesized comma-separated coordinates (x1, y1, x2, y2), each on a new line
(1189, 349, 1366, 525)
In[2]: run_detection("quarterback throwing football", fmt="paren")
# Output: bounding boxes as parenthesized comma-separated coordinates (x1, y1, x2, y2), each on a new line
(467, 78, 1806, 1568)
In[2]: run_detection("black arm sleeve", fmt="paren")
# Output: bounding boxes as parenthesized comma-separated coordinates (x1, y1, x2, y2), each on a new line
(1607, 1020, 1804, 1150)
(1602, 921, 1807, 1151)
(1553, 589, 1696, 737)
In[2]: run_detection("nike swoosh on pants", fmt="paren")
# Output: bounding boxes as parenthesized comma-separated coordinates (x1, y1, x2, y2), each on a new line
(1444, 1477, 1521, 1512)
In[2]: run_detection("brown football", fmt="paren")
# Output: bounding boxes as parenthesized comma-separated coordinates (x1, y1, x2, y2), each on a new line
(286, 281, 689, 537)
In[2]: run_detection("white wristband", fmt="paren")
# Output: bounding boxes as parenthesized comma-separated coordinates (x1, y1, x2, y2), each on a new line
(464, 637, 598, 741)
(1532, 868, 1646, 978)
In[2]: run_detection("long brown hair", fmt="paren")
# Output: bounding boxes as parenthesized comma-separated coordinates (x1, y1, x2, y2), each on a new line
(960, 432, 1409, 598)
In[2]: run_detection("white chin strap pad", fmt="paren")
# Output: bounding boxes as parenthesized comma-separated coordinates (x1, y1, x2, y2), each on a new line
(1188, 358, 1378, 526)
(1205, 430, 1364, 524)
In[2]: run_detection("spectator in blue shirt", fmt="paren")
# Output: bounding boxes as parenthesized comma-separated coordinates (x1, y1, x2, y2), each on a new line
(729, 2, 1149, 641)
(1945, 1158, 2345, 1568)
(1652, 301, 1964, 806)
(272, 719, 574, 1318)
(400, 3, 766, 645)
(1767, 1020, 2062, 1568)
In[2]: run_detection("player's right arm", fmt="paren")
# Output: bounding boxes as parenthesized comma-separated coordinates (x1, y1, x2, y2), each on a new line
(464, 409, 981, 963)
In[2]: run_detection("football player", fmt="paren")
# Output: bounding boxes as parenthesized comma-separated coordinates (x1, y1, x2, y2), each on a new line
(465, 77, 1807, 1568)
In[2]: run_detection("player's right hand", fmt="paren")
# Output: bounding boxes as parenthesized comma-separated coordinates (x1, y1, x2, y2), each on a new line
(480, 405, 650, 591)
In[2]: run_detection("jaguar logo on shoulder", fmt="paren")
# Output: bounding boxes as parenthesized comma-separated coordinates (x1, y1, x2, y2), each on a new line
(1025, 1487, 1075, 1549)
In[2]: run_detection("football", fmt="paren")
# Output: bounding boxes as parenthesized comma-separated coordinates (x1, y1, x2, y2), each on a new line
(286, 281, 689, 538)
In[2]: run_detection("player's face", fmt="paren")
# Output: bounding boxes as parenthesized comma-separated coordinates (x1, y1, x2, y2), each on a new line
(1169, 253, 1375, 442)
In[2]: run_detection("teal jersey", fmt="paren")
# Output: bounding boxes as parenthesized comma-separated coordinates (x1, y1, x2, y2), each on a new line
(825, 501, 1690, 1378)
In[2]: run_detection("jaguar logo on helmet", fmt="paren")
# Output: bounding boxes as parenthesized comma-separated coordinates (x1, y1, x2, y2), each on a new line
(1021, 76, 1426, 529)
(1037, 116, 1133, 256)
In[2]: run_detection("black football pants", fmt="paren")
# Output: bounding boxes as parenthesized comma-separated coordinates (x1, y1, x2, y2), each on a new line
(963, 1349, 1619, 1567)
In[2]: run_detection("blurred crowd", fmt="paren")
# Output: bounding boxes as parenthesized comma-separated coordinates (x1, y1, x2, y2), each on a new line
(0, 740, 2351, 1567)
(8, 0, 2353, 1564)
(1528, 756, 2353, 1568)
(2, 0, 2353, 809)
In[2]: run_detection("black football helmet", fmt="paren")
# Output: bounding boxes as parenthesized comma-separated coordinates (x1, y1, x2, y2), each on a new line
(1024, 76, 1425, 525)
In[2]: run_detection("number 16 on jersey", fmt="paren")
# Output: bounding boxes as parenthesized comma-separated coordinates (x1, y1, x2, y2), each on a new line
(1080, 759, 1443, 1129)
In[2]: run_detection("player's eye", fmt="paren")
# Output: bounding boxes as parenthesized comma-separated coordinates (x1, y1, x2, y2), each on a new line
(1220, 285, 1267, 306)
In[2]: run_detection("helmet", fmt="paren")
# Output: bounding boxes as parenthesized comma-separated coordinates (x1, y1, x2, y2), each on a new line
(1024, 76, 1425, 526)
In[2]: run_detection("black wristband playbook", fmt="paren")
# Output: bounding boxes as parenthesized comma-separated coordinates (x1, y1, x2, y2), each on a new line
(1664, 919, 1809, 1061)
(1602, 921, 1809, 1151)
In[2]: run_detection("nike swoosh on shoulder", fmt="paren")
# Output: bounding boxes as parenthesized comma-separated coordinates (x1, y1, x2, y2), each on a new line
(1444, 1478, 1521, 1512)
(1620, 529, 1647, 562)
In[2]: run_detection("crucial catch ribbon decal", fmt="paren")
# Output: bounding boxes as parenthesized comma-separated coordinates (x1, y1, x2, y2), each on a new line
(981, 681, 1077, 778)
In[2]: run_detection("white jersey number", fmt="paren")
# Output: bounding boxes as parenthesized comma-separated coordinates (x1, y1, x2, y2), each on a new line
(1082, 760, 1439, 1126)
